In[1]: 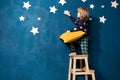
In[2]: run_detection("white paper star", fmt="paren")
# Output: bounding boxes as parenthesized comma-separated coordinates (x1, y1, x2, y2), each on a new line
(64, 10, 69, 14)
(50, 6, 58, 14)
(89, 18, 92, 21)
(99, 16, 107, 24)
(111, 0, 119, 8)
(90, 4, 95, 9)
(37, 17, 41, 20)
(19, 16, 25, 21)
(81, 0, 87, 3)
(30, 27, 39, 35)
(23, 1, 31, 10)
(59, 0, 66, 6)
(101, 5, 105, 8)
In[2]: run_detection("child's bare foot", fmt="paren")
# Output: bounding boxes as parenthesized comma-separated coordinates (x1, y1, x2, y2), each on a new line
(82, 66, 86, 71)
(69, 52, 77, 56)
(83, 66, 90, 71)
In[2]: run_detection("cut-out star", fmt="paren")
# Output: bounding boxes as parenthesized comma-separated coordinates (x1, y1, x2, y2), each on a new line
(23, 1, 31, 10)
(19, 16, 25, 21)
(37, 17, 41, 20)
(49, 6, 58, 14)
(111, 0, 119, 8)
(99, 16, 107, 24)
(59, 0, 66, 6)
(30, 27, 39, 35)
(90, 4, 95, 9)
(101, 5, 105, 8)
(81, 0, 87, 3)
(64, 10, 70, 14)
(89, 18, 92, 21)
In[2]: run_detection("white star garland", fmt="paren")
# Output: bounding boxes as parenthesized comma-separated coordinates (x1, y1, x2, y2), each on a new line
(49, 6, 58, 14)
(19, 16, 25, 21)
(81, 0, 87, 3)
(90, 4, 95, 9)
(37, 17, 41, 20)
(18, 0, 120, 37)
(64, 10, 70, 15)
(59, 0, 67, 6)
(89, 18, 92, 21)
(30, 27, 39, 35)
(99, 16, 107, 24)
(101, 5, 105, 8)
(111, 0, 119, 8)
(23, 1, 31, 10)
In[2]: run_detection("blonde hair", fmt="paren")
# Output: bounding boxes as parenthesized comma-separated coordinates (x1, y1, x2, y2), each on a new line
(77, 7, 89, 20)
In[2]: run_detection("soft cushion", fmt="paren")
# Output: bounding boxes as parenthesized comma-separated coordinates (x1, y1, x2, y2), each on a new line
(59, 31, 86, 43)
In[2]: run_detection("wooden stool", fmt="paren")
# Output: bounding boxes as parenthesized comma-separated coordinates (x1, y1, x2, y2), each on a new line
(68, 55, 96, 80)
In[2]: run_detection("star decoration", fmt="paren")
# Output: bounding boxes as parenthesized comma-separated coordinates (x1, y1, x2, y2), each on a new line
(111, 0, 119, 8)
(30, 27, 39, 35)
(99, 16, 107, 24)
(64, 10, 69, 15)
(81, 0, 87, 3)
(23, 1, 31, 10)
(19, 16, 25, 21)
(49, 6, 58, 14)
(90, 4, 95, 9)
(101, 5, 105, 8)
(89, 18, 92, 21)
(59, 0, 67, 6)
(37, 17, 41, 20)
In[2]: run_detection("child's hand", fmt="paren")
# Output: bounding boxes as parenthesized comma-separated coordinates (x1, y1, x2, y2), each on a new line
(64, 10, 71, 16)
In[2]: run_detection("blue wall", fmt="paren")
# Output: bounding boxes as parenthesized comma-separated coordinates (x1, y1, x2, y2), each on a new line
(0, 0, 120, 80)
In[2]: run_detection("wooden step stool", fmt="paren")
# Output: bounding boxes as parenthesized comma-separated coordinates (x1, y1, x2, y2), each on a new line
(68, 55, 96, 80)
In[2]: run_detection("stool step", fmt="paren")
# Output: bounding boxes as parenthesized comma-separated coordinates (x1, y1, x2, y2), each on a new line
(71, 69, 95, 75)
(70, 69, 83, 72)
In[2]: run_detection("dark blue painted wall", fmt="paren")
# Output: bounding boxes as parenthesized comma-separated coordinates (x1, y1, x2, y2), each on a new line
(0, 0, 120, 80)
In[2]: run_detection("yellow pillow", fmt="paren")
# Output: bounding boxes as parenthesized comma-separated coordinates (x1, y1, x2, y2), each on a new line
(59, 31, 85, 43)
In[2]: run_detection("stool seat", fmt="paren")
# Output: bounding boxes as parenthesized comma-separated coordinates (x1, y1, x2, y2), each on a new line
(71, 55, 88, 57)
(70, 55, 88, 59)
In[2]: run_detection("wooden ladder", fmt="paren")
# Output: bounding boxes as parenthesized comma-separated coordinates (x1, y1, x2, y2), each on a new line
(68, 55, 96, 80)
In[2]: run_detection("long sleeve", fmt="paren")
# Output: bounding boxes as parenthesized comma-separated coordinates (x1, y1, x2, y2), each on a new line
(67, 15, 79, 26)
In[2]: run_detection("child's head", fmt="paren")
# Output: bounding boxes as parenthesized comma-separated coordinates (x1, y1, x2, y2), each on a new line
(77, 7, 89, 20)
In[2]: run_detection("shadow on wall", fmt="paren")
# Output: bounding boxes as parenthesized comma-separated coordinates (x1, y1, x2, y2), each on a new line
(88, 16, 107, 80)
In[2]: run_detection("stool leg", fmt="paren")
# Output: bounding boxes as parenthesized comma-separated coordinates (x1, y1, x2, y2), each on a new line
(85, 57, 89, 72)
(85, 75, 88, 80)
(92, 73, 95, 80)
(68, 57, 72, 80)
(72, 57, 76, 80)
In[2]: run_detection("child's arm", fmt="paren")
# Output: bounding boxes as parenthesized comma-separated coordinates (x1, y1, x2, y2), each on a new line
(64, 10, 78, 26)
(68, 16, 79, 26)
